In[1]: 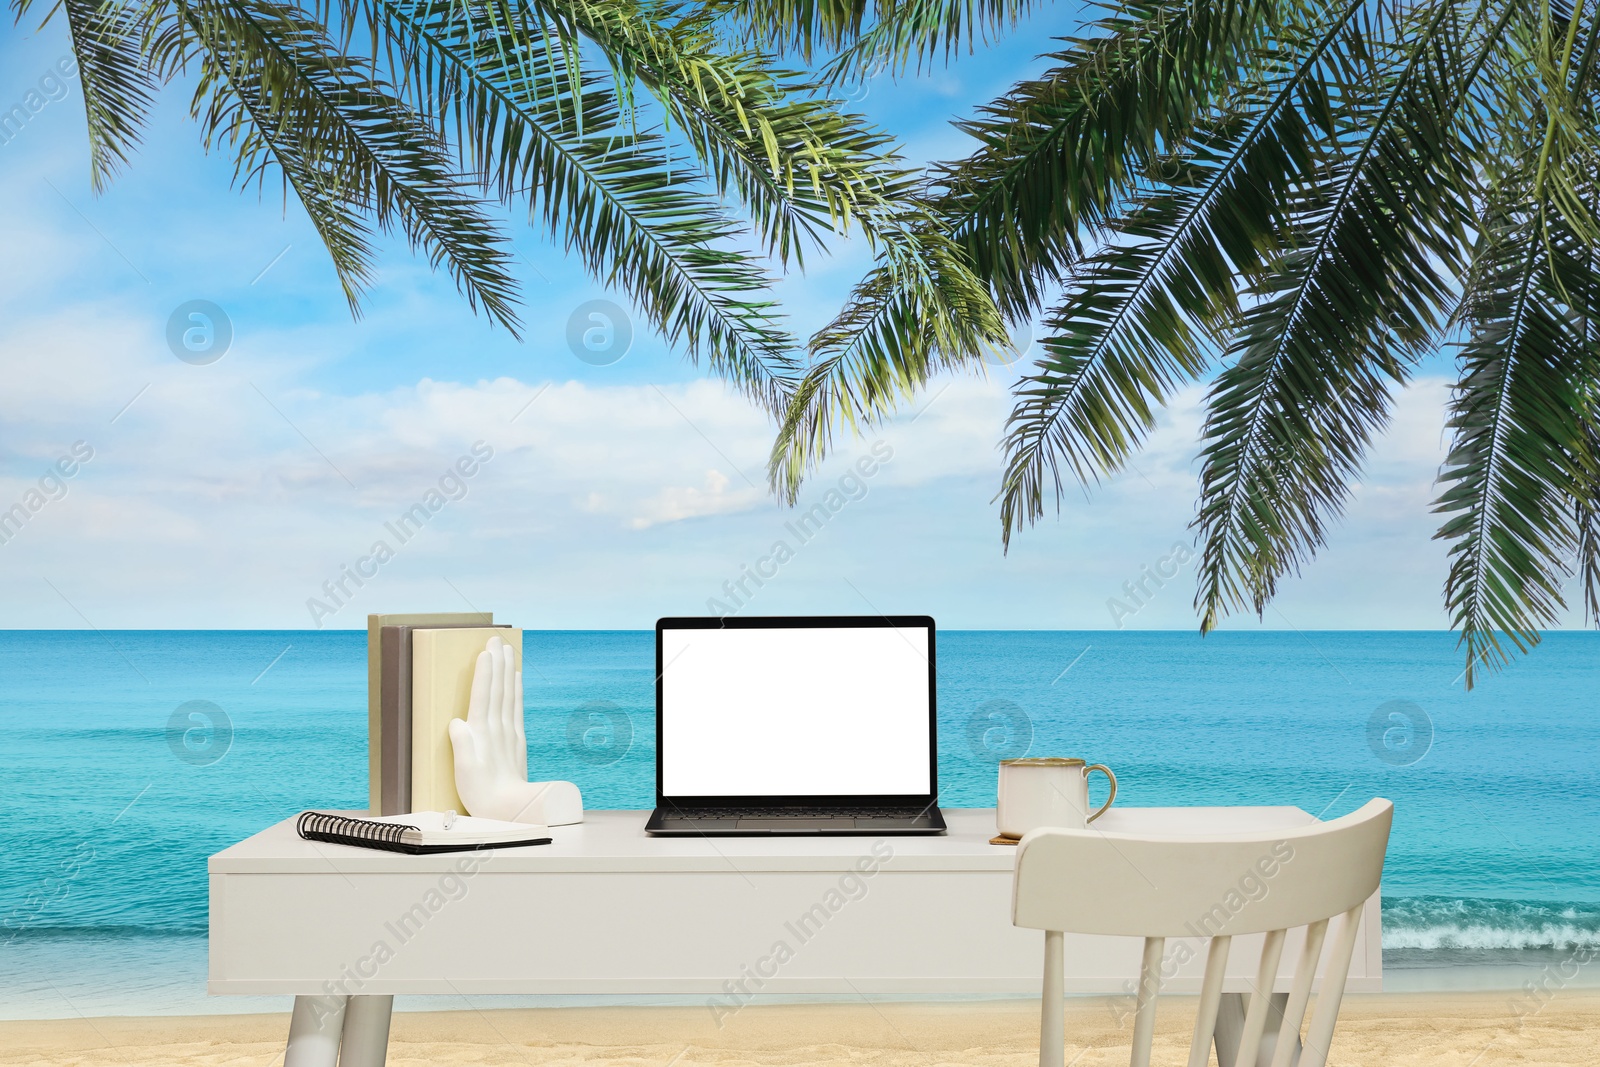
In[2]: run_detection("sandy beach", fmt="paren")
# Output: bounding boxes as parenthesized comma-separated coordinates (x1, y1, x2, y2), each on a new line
(3, 994, 1598, 1067)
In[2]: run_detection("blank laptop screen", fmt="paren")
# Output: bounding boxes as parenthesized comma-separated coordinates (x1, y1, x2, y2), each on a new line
(660, 624, 933, 798)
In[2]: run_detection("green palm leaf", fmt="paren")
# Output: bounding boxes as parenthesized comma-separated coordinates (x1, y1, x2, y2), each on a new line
(1576, 381, 1600, 622)
(999, 2, 1367, 544)
(1434, 2, 1600, 684)
(25, 0, 926, 403)
(768, 0, 1277, 503)
(768, 222, 1003, 500)
(345, 0, 800, 407)
(936, 0, 1272, 319)
(1191, 0, 1478, 629)
(1578, 164, 1600, 623)
(1435, 201, 1595, 684)
(721, 0, 1038, 79)
(12, 0, 159, 191)
(768, 0, 1600, 682)
(331, 0, 919, 269)
(153, 0, 523, 331)
(814, 0, 1042, 82)
(537, 0, 919, 267)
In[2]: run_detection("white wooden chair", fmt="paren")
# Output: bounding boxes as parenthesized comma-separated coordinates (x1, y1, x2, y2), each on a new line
(1012, 799, 1393, 1067)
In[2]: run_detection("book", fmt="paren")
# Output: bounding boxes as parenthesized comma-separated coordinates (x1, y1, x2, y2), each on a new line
(366, 612, 492, 814)
(296, 810, 551, 854)
(411, 626, 524, 814)
(378, 622, 509, 815)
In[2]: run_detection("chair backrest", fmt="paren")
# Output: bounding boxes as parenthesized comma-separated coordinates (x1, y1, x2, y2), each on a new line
(1013, 799, 1392, 1067)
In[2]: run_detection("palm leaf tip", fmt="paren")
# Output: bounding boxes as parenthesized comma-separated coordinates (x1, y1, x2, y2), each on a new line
(159, 0, 525, 334)
(1433, 198, 1596, 687)
(51, 0, 160, 191)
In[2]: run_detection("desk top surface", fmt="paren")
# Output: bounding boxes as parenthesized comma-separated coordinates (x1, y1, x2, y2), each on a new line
(211, 806, 1316, 875)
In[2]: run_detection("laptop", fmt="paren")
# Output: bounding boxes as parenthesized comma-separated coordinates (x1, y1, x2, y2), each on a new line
(645, 615, 946, 836)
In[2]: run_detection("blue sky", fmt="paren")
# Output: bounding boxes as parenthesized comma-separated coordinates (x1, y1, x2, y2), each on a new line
(0, 8, 1580, 631)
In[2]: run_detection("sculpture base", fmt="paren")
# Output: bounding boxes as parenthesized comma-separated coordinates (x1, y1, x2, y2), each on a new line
(513, 780, 583, 826)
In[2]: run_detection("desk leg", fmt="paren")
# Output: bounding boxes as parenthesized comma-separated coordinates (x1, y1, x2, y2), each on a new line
(286, 995, 346, 1067)
(338, 995, 394, 1067)
(1214, 992, 1301, 1067)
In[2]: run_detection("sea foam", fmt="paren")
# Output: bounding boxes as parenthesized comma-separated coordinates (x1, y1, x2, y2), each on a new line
(1383, 897, 1600, 951)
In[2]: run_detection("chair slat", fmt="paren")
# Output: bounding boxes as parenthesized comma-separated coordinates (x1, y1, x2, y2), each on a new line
(1269, 920, 1329, 1067)
(1300, 905, 1364, 1067)
(1130, 936, 1164, 1067)
(1187, 934, 1232, 1067)
(1233, 927, 1286, 1067)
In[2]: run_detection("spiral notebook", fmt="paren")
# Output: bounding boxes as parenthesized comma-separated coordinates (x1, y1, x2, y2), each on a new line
(297, 811, 552, 854)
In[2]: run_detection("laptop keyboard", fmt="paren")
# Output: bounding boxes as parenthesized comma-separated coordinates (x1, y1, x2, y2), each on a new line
(663, 806, 930, 820)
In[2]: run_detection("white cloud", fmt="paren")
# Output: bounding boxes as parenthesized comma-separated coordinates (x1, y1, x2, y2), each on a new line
(0, 308, 1510, 632)
(626, 469, 766, 529)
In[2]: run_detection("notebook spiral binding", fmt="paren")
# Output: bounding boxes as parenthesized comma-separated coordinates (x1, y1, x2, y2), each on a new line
(297, 810, 416, 852)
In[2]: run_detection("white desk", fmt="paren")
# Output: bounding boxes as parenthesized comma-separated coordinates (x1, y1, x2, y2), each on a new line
(210, 807, 1381, 1066)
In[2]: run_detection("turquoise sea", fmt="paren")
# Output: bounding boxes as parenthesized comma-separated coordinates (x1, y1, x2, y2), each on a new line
(2, 629, 1598, 1019)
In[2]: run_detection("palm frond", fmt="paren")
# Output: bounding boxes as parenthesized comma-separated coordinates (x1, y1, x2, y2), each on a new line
(766, 0, 1276, 504)
(1579, 132, 1600, 624)
(998, 2, 1369, 546)
(348, 0, 800, 408)
(1434, 197, 1596, 685)
(768, 223, 1004, 499)
(156, 0, 523, 331)
(322, 0, 918, 273)
(13, 0, 159, 191)
(1191, 0, 1477, 630)
(717, 0, 1037, 79)
(1527, 0, 1600, 246)
(815, 0, 1042, 83)
(541, 0, 921, 267)
(1431, 1, 1600, 685)
(1576, 378, 1600, 622)
(936, 0, 1274, 319)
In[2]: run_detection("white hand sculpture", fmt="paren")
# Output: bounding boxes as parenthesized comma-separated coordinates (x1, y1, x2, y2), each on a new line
(448, 636, 582, 826)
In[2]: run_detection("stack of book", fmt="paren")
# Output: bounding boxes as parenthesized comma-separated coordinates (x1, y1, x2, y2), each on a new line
(366, 612, 523, 815)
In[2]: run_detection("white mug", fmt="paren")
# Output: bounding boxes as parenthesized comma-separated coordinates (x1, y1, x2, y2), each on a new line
(996, 757, 1117, 839)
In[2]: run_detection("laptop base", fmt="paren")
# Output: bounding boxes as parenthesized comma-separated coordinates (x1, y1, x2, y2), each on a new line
(645, 806, 946, 836)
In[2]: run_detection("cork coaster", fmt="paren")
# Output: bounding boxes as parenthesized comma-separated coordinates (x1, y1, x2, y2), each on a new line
(989, 834, 1020, 846)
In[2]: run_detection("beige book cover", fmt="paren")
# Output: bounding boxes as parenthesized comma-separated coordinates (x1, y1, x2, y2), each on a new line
(411, 626, 523, 814)
(366, 612, 492, 813)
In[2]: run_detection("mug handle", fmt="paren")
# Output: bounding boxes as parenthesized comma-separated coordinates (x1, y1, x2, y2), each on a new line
(1085, 764, 1117, 824)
